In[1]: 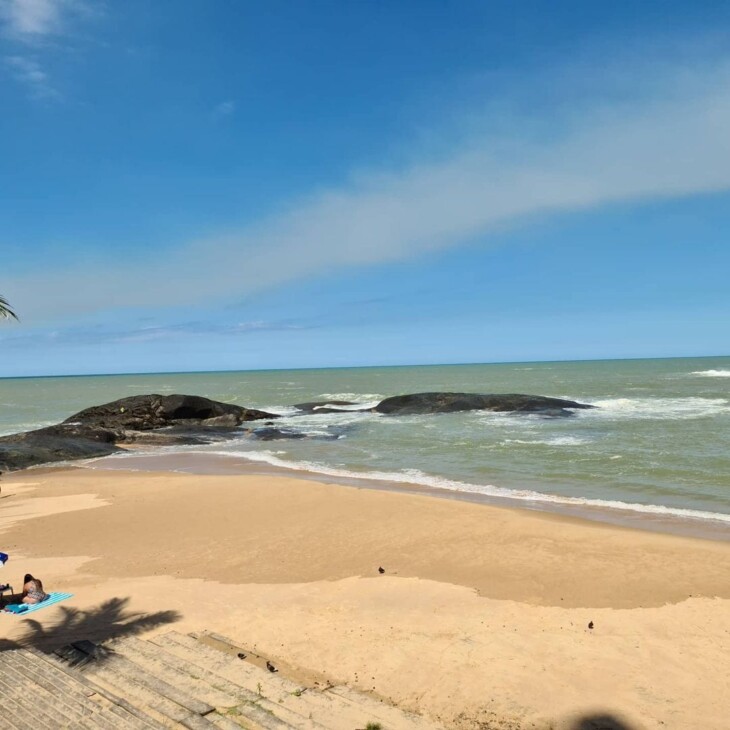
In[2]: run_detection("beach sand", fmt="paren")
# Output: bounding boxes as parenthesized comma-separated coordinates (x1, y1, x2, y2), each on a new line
(1, 467, 729, 729)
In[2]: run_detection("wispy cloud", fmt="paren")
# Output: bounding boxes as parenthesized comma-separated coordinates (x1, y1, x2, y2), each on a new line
(0, 320, 312, 349)
(212, 100, 236, 118)
(1, 0, 90, 98)
(9, 54, 730, 321)
(5, 53, 58, 97)
(0, 0, 62, 38)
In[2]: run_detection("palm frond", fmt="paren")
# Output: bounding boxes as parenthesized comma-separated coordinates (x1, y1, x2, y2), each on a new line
(0, 295, 18, 321)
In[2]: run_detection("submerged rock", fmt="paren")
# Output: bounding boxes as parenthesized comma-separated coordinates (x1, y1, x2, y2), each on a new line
(373, 392, 594, 416)
(251, 427, 308, 441)
(251, 427, 340, 441)
(293, 400, 367, 414)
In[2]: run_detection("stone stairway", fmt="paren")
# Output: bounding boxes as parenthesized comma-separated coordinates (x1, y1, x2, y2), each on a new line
(0, 630, 443, 730)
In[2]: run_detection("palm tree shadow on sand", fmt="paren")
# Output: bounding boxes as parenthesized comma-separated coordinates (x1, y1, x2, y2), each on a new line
(572, 714, 635, 730)
(0, 596, 180, 653)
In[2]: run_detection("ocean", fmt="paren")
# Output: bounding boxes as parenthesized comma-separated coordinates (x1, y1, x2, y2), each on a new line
(1, 356, 729, 534)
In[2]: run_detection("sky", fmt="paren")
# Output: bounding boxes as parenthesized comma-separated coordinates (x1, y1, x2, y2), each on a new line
(1, 0, 730, 376)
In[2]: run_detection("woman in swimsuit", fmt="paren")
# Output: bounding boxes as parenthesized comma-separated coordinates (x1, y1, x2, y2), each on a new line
(22, 573, 48, 604)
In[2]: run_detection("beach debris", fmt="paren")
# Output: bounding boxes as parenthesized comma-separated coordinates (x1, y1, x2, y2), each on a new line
(237, 652, 247, 660)
(588, 621, 594, 630)
(266, 660, 278, 673)
(378, 566, 385, 574)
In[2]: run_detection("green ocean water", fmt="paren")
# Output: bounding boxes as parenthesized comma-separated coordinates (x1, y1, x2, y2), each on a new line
(1, 357, 729, 526)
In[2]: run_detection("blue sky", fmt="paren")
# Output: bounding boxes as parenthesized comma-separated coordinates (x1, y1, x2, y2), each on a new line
(1, 0, 730, 376)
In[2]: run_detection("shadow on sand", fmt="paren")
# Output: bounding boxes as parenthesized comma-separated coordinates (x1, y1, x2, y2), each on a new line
(572, 713, 635, 730)
(0, 596, 180, 652)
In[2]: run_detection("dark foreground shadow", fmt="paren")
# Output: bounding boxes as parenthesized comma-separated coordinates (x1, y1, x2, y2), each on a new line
(573, 713, 635, 730)
(0, 596, 180, 652)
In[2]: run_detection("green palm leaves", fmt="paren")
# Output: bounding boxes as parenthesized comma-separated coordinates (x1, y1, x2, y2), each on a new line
(0, 295, 18, 321)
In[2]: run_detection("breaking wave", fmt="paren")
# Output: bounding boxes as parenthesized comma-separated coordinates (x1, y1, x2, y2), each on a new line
(585, 397, 729, 420)
(199, 449, 730, 525)
(690, 369, 730, 378)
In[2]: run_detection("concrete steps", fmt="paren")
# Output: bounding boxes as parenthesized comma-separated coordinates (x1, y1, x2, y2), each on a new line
(0, 647, 162, 728)
(1, 630, 443, 730)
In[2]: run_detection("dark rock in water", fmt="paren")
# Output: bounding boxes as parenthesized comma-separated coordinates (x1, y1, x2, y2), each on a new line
(252, 427, 308, 441)
(0, 423, 122, 472)
(0, 393, 279, 472)
(119, 431, 214, 446)
(373, 392, 594, 417)
(65, 394, 276, 431)
(293, 400, 367, 414)
(251, 427, 340, 441)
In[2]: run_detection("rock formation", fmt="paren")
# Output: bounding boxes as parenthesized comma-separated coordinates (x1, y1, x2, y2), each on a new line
(0, 394, 276, 472)
(373, 392, 594, 416)
(0, 391, 595, 472)
(64, 394, 274, 431)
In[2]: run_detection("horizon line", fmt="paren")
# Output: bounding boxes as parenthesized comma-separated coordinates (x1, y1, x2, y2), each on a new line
(0, 353, 727, 381)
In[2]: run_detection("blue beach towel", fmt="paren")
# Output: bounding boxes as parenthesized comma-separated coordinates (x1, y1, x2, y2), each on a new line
(3, 592, 73, 615)
(4, 603, 27, 614)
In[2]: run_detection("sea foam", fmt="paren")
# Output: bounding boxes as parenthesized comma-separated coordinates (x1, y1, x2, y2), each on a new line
(690, 369, 730, 378)
(197, 448, 730, 526)
(503, 436, 591, 446)
(585, 397, 729, 420)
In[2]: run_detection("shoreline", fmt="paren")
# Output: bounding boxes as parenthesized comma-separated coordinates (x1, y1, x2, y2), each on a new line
(2, 467, 730, 728)
(78, 448, 730, 543)
(5, 465, 730, 607)
(1, 466, 730, 728)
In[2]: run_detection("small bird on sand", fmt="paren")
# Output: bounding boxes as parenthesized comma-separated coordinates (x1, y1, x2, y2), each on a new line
(588, 621, 594, 630)
(237, 652, 247, 660)
(378, 566, 385, 574)
(266, 661, 278, 673)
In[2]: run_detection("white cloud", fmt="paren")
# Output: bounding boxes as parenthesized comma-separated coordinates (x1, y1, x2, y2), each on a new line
(5, 53, 58, 97)
(1, 0, 89, 99)
(0, 0, 64, 39)
(8, 56, 730, 322)
(213, 100, 236, 118)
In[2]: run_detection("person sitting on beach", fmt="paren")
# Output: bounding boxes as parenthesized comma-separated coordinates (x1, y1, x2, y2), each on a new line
(22, 573, 48, 604)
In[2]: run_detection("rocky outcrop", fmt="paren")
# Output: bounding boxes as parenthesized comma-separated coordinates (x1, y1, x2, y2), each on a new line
(0, 423, 122, 472)
(373, 392, 594, 416)
(0, 394, 277, 472)
(251, 427, 308, 441)
(0, 390, 596, 473)
(64, 394, 275, 431)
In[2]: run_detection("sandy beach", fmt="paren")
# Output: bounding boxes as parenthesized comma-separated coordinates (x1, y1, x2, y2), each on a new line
(1, 467, 729, 729)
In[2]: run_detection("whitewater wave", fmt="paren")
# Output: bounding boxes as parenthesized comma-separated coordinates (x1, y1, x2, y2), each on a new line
(262, 396, 382, 416)
(271, 410, 378, 432)
(257, 405, 302, 416)
(0, 420, 57, 437)
(503, 436, 591, 446)
(585, 397, 729, 420)
(195, 449, 730, 525)
(691, 369, 730, 378)
(318, 393, 384, 401)
(310, 401, 380, 412)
